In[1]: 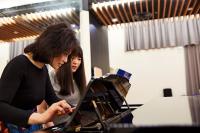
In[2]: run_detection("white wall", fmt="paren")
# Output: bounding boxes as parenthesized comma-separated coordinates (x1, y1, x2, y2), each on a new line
(0, 43, 10, 76)
(108, 25, 187, 104)
(80, 10, 91, 84)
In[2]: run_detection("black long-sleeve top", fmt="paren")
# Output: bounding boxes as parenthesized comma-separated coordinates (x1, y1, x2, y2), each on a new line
(0, 55, 59, 127)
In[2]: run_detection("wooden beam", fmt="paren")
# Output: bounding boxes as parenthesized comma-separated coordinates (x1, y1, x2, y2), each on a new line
(189, 0, 197, 15)
(162, 0, 167, 18)
(152, 0, 154, 19)
(116, 3, 125, 23)
(178, 0, 185, 16)
(105, 6, 115, 24)
(92, 6, 108, 26)
(145, 0, 149, 13)
(157, 0, 160, 19)
(134, 1, 138, 15)
(173, 0, 179, 17)
(183, 0, 191, 16)
(167, 0, 172, 18)
(101, 6, 112, 25)
(128, 1, 134, 21)
(140, 0, 143, 13)
(110, 4, 121, 23)
(122, 2, 130, 22)
(194, 3, 200, 14)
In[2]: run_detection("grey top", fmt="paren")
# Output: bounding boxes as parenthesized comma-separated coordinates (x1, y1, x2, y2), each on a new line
(48, 66, 80, 125)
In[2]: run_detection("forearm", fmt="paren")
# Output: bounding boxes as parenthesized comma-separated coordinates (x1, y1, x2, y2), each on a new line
(28, 113, 46, 125)
(29, 100, 73, 125)
(37, 100, 48, 113)
(0, 102, 32, 126)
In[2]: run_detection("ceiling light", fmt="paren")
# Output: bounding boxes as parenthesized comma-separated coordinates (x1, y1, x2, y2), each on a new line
(187, 8, 193, 11)
(111, 18, 118, 23)
(13, 31, 19, 34)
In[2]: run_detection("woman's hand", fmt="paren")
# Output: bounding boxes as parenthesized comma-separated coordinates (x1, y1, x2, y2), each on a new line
(28, 100, 73, 124)
(42, 121, 54, 128)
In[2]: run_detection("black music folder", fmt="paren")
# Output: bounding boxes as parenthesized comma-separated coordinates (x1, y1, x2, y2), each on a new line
(36, 74, 133, 133)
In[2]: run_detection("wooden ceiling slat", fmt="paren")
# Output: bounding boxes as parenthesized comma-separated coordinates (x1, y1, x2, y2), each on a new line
(72, 11, 80, 21)
(194, 2, 200, 14)
(109, 5, 121, 24)
(183, 0, 192, 16)
(52, 16, 59, 24)
(104, 6, 114, 25)
(70, 14, 80, 25)
(157, 0, 160, 19)
(173, 0, 179, 17)
(21, 15, 44, 32)
(3, 24, 26, 38)
(0, 27, 16, 39)
(12, 24, 33, 37)
(134, 1, 138, 15)
(93, 7, 108, 26)
(39, 13, 53, 26)
(64, 13, 76, 24)
(56, 14, 71, 24)
(13, 23, 35, 36)
(0, 23, 17, 40)
(48, 12, 62, 24)
(30, 13, 44, 26)
(66, 12, 79, 25)
(0, 19, 24, 38)
(101, 6, 112, 25)
(14, 17, 40, 34)
(178, 0, 185, 16)
(2, 20, 29, 37)
(167, 0, 172, 18)
(33, 15, 47, 28)
(162, 0, 167, 18)
(42, 13, 54, 25)
(189, 0, 197, 15)
(151, 0, 154, 19)
(116, 3, 125, 23)
(145, 0, 149, 13)
(122, 3, 130, 22)
(128, 1, 135, 21)
(140, 0, 143, 13)
(13, 21, 37, 36)
(60, 13, 74, 24)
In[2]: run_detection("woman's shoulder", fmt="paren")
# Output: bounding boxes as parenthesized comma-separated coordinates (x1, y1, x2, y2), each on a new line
(1, 55, 28, 77)
(6, 55, 30, 69)
(9, 54, 28, 65)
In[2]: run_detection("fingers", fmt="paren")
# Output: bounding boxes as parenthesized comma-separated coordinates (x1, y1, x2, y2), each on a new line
(42, 100, 75, 122)
(55, 100, 73, 115)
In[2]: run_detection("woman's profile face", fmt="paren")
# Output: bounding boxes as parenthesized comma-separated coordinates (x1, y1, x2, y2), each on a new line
(71, 56, 82, 72)
(51, 52, 69, 70)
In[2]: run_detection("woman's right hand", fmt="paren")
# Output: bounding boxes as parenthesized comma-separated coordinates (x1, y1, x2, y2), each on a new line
(28, 100, 73, 124)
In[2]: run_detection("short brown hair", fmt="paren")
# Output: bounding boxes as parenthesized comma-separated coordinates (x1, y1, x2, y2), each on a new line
(24, 23, 78, 63)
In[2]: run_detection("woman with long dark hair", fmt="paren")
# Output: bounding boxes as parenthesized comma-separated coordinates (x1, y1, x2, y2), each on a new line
(38, 45, 86, 126)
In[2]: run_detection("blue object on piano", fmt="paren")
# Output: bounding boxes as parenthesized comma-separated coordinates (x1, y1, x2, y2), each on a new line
(116, 69, 132, 80)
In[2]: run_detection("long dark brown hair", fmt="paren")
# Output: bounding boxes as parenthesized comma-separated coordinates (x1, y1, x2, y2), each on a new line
(24, 23, 77, 63)
(56, 45, 86, 95)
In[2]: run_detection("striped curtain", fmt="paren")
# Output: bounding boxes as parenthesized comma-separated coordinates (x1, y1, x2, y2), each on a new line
(184, 44, 200, 96)
(124, 15, 200, 51)
(9, 39, 35, 61)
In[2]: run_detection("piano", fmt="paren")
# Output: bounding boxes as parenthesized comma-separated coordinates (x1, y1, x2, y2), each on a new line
(34, 74, 133, 133)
